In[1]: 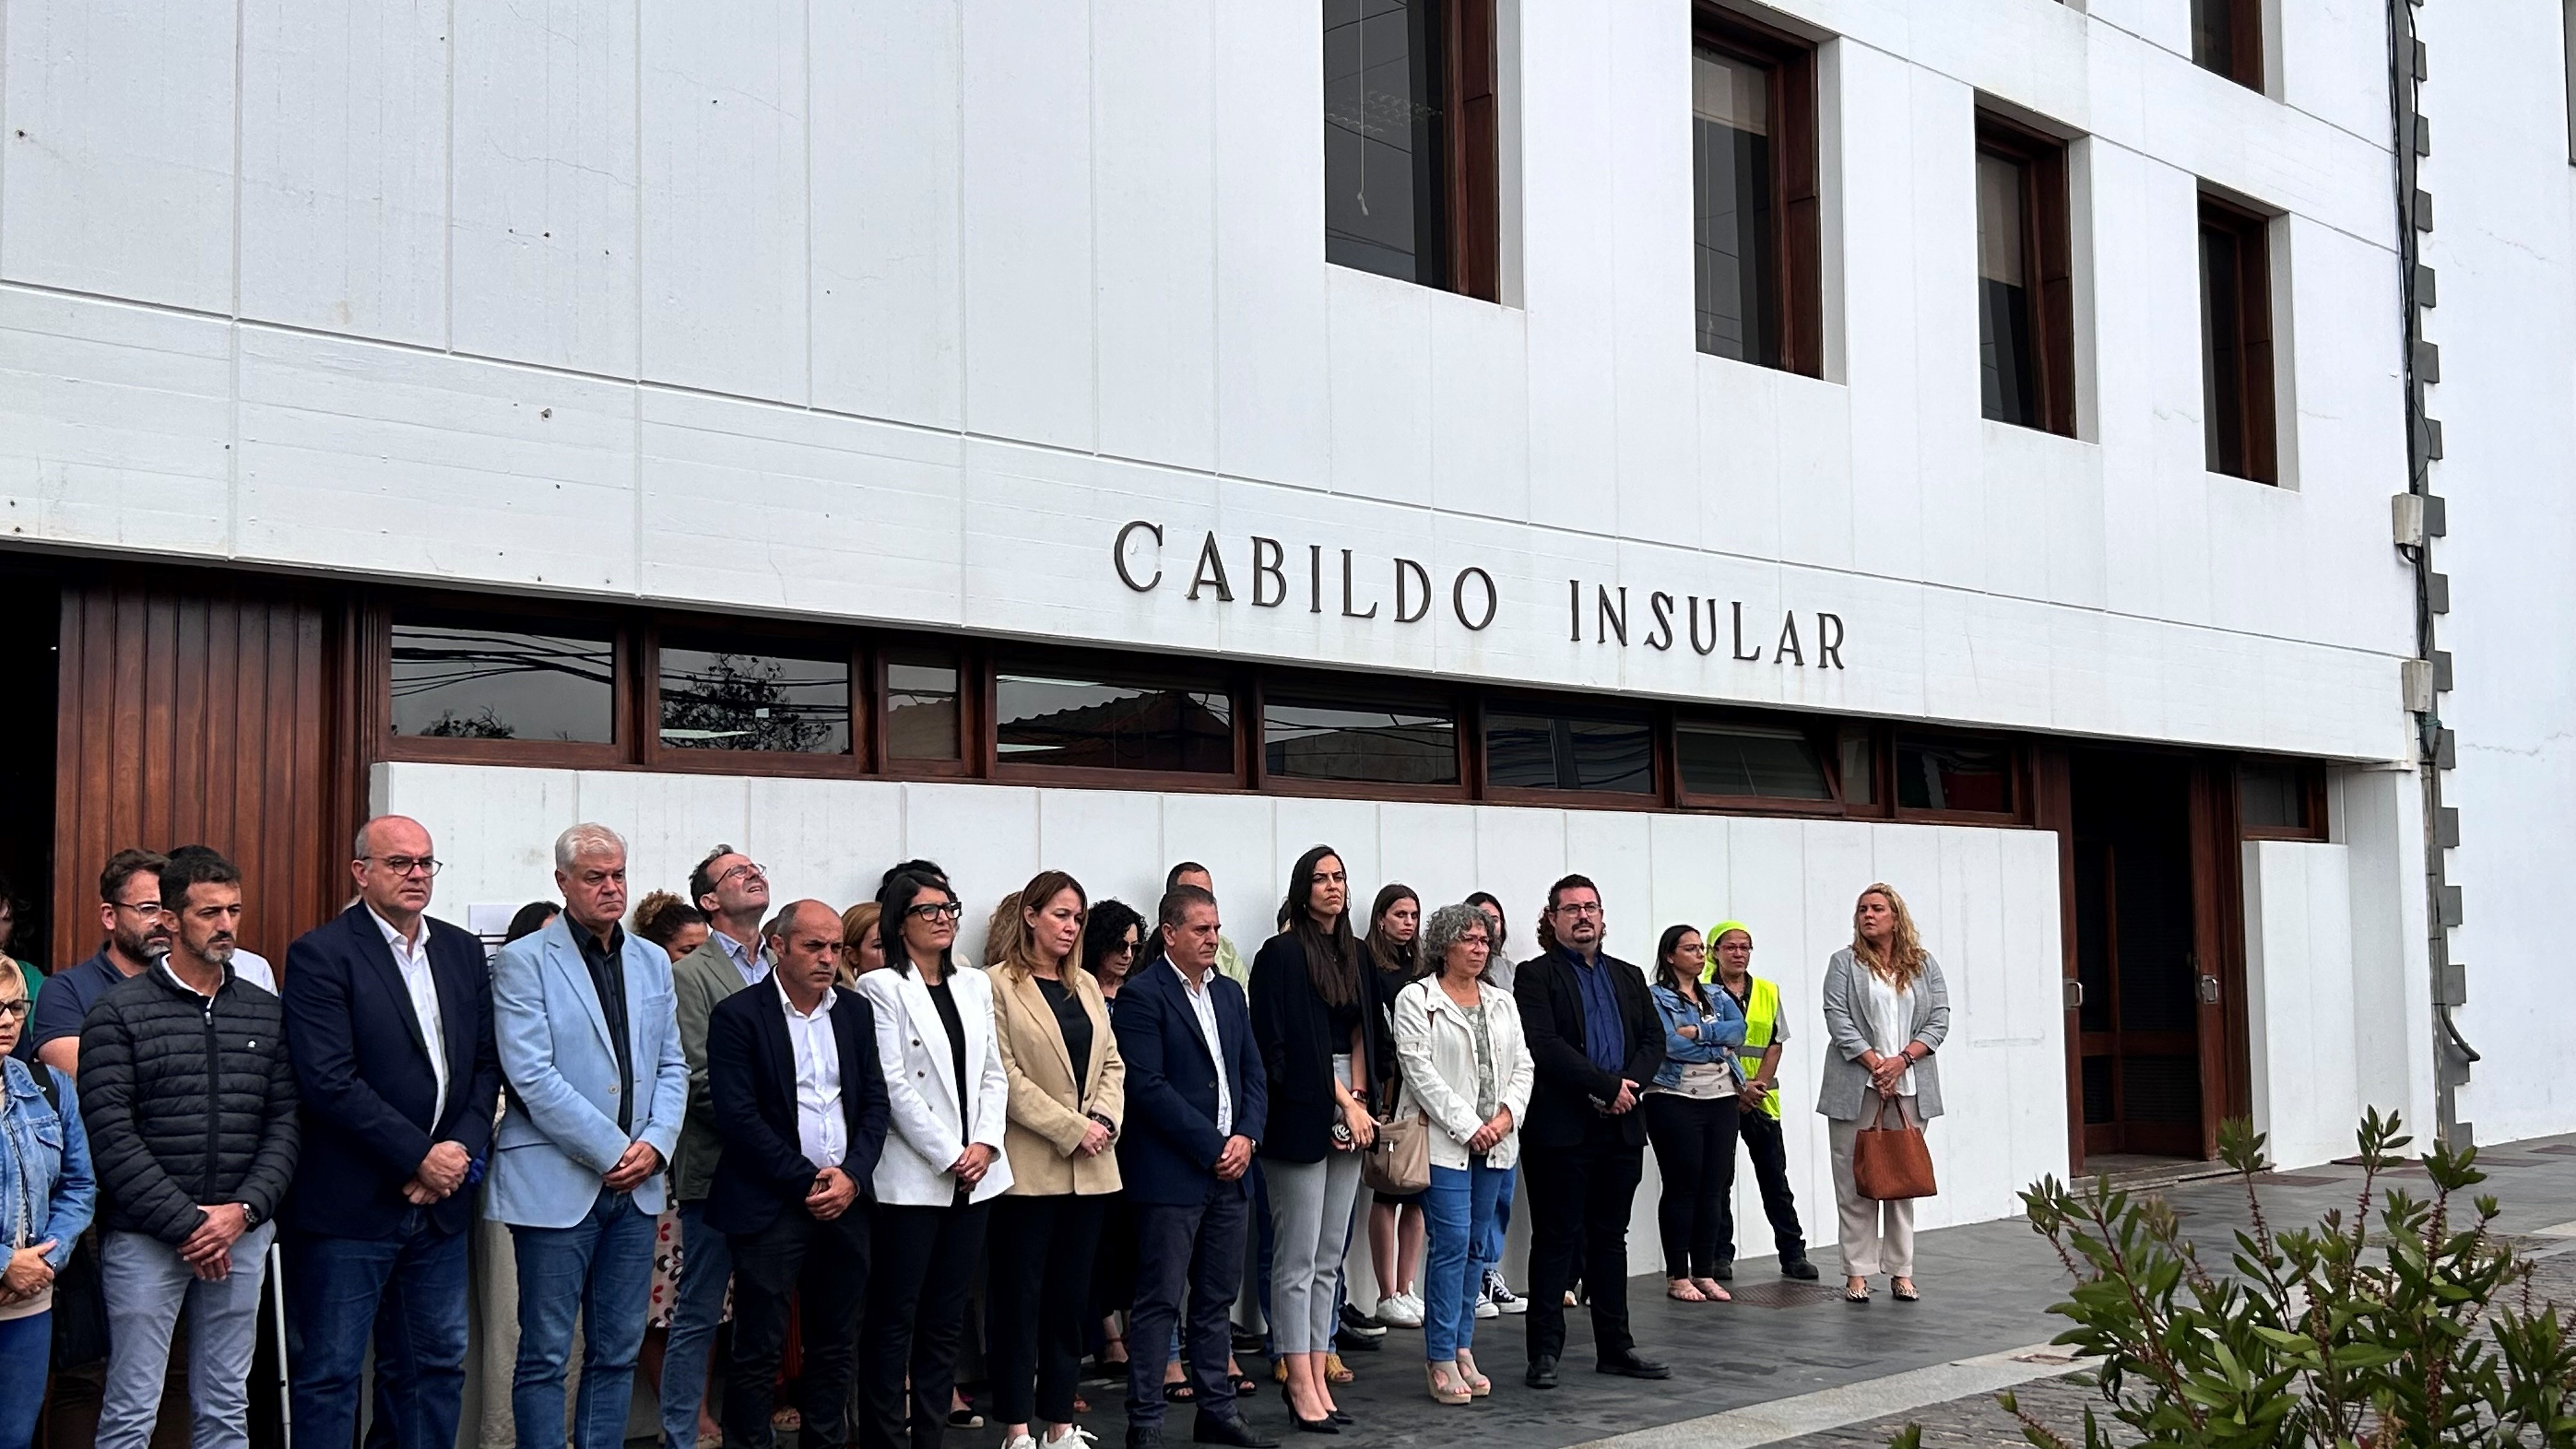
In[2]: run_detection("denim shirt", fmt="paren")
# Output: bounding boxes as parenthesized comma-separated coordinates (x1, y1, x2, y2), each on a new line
(0, 1055, 94, 1272)
(1648, 983, 1745, 1091)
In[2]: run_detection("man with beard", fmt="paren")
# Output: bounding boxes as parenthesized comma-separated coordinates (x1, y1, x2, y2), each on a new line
(29, 849, 171, 1077)
(79, 847, 301, 1449)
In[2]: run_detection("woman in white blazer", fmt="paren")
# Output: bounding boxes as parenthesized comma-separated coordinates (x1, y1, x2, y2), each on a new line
(1390, 903, 1533, 1407)
(855, 870, 1014, 1449)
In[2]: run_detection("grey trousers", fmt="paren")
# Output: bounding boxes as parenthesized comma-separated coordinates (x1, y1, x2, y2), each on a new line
(97, 1222, 278, 1449)
(1264, 1153, 1362, 1354)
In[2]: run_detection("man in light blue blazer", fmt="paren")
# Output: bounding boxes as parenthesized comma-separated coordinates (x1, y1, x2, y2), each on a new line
(487, 823, 689, 1449)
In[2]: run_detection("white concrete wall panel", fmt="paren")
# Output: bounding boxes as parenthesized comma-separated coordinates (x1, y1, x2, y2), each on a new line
(1093, 0, 1218, 473)
(961, 0, 1094, 453)
(1210, 2, 1327, 491)
(2242, 838, 2362, 1170)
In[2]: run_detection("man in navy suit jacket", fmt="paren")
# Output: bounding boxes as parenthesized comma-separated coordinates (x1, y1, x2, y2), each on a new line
(279, 815, 500, 1449)
(706, 900, 891, 1449)
(1112, 885, 1271, 1449)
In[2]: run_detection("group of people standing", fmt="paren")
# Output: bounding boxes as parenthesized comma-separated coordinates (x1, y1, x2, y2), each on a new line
(0, 813, 1957, 1449)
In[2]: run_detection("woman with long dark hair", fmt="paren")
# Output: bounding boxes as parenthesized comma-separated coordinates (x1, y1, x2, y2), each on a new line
(1360, 886, 1427, 1329)
(857, 871, 1015, 1449)
(1250, 846, 1382, 1433)
(1641, 925, 1746, 1304)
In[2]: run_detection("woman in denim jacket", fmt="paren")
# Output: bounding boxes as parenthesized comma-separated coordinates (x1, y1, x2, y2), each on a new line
(1641, 926, 1745, 1304)
(0, 955, 96, 1449)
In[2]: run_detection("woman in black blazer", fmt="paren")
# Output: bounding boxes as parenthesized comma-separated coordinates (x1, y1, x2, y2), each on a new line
(1250, 845, 1386, 1434)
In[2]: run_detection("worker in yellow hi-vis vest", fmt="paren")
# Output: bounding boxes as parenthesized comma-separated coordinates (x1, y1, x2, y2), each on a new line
(1701, 921, 1818, 1280)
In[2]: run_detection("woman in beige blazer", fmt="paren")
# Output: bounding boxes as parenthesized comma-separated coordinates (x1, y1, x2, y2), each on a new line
(986, 870, 1126, 1449)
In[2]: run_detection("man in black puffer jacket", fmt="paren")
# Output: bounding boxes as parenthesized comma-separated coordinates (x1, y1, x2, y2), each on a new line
(79, 847, 299, 1449)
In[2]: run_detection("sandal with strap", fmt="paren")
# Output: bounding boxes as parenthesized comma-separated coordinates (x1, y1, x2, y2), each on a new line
(1666, 1278, 1707, 1303)
(1692, 1277, 1732, 1302)
(1453, 1349, 1492, 1397)
(1892, 1278, 1921, 1303)
(1843, 1278, 1872, 1305)
(1424, 1363, 1471, 1406)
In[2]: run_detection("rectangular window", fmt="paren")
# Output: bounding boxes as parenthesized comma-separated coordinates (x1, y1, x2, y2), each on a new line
(1837, 724, 1877, 807)
(995, 666, 1234, 776)
(1895, 732, 2016, 815)
(2191, 0, 2264, 91)
(2198, 194, 2278, 484)
(1676, 721, 1832, 802)
(2239, 756, 2325, 838)
(1322, 0, 1499, 300)
(1484, 703, 1655, 795)
(1264, 694, 1460, 786)
(1692, 10, 1820, 374)
(390, 617, 615, 744)
(1975, 117, 2075, 435)
(884, 652, 963, 763)
(656, 638, 850, 755)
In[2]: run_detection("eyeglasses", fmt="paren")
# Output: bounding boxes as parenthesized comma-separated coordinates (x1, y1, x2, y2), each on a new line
(716, 861, 767, 886)
(363, 855, 443, 878)
(905, 901, 965, 922)
(1552, 901, 1604, 917)
(0, 999, 28, 1021)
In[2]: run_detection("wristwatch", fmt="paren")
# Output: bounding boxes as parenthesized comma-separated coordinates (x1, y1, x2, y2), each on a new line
(236, 1202, 261, 1230)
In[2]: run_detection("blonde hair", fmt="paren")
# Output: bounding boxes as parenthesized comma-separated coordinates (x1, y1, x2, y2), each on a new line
(982, 890, 1025, 970)
(838, 901, 882, 986)
(998, 871, 1089, 981)
(0, 956, 22, 997)
(1851, 882, 1927, 985)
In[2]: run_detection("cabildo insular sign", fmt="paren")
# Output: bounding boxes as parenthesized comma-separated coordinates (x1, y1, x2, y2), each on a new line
(1112, 520, 1847, 670)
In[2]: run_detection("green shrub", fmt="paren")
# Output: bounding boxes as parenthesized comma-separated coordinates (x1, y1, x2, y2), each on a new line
(1890, 1110, 2576, 1448)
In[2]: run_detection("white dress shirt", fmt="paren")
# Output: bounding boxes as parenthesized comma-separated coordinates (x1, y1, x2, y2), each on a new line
(780, 981, 846, 1171)
(717, 929, 770, 990)
(1171, 962, 1232, 1137)
(371, 908, 450, 1113)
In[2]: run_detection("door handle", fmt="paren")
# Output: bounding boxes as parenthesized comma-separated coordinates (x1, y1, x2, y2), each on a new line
(2196, 974, 2221, 1005)
(2062, 979, 2084, 1010)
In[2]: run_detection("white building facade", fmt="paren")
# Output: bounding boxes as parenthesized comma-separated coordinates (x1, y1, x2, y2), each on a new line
(6, 0, 2533, 1266)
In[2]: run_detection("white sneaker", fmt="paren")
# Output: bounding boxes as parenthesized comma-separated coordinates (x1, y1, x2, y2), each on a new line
(1377, 1291, 1423, 1328)
(1473, 1286, 1499, 1319)
(1002, 1435, 1038, 1449)
(1042, 1429, 1097, 1449)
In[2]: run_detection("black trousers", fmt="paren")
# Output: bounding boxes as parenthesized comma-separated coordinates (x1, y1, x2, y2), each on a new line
(859, 1199, 992, 1449)
(1124, 1180, 1248, 1438)
(1519, 1131, 1644, 1366)
(986, 1193, 1109, 1426)
(725, 1204, 873, 1449)
(1716, 1108, 1809, 1265)
(1641, 1094, 1740, 1280)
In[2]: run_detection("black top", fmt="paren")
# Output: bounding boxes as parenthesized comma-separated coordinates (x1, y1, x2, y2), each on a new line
(1035, 976, 1094, 1085)
(924, 976, 969, 1151)
(1326, 994, 1362, 1041)
(1514, 948, 1666, 1151)
(576, 923, 634, 1134)
(1247, 932, 1390, 1165)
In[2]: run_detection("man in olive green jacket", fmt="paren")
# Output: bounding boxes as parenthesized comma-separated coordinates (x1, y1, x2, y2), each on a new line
(660, 846, 775, 1449)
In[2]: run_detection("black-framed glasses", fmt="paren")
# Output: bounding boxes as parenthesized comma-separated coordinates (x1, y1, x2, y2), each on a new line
(905, 901, 965, 922)
(0, 999, 29, 1021)
(716, 861, 767, 886)
(1552, 901, 1604, 917)
(364, 855, 443, 878)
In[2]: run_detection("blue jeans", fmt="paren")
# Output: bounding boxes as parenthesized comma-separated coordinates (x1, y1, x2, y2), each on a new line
(98, 1222, 278, 1449)
(1422, 1161, 1508, 1362)
(0, 1310, 49, 1449)
(510, 1188, 657, 1449)
(1483, 1165, 1515, 1269)
(659, 1202, 732, 1449)
(286, 1216, 469, 1449)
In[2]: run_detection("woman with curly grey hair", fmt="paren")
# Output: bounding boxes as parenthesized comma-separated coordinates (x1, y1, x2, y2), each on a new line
(1389, 903, 1531, 1406)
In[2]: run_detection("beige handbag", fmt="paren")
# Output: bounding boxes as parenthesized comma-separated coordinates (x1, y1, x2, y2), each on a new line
(1363, 1108, 1432, 1195)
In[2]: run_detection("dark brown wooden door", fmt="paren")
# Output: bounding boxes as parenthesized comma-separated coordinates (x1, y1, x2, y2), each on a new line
(52, 577, 349, 972)
(2068, 751, 2218, 1160)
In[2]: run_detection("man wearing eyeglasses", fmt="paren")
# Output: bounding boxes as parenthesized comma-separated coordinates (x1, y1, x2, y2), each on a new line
(275, 815, 500, 1449)
(29, 848, 172, 1078)
(661, 845, 775, 1449)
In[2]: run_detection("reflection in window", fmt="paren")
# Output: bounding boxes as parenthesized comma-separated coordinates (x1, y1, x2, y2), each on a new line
(1324, 0, 1448, 287)
(1485, 706, 1654, 794)
(1838, 724, 1876, 806)
(2239, 758, 2310, 831)
(1977, 150, 2039, 427)
(885, 654, 962, 762)
(658, 643, 848, 754)
(391, 620, 615, 742)
(1676, 722, 1830, 800)
(1693, 47, 1777, 364)
(997, 670, 1233, 774)
(1265, 697, 1458, 785)
(1895, 733, 2014, 813)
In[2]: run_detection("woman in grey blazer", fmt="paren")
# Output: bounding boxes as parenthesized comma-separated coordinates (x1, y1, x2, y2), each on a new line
(1816, 883, 1949, 1305)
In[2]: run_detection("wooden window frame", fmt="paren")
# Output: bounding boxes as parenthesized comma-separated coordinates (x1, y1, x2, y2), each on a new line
(1672, 710, 1846, 816)
(1441, 0, 1501, 302)
(1889, 728, 2029, 827)
(986, 648, 1251, 794)
(1974, 112, 2078, 437)
(372, 596, 631, 770)
(1693, 5, 1823, 377)
(2236, 756, 2329, 843)
(874, 634, 979, 781)
(2192, 0, 2266, 93)
(1254, 671, 1474, 804)
(1478, 693, 1667, 811)
(640, 613, 866, 779)
(2198, 192, 2280, 485)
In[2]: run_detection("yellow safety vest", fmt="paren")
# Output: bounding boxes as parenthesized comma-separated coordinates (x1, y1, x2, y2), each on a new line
(1700, 970, 1784, 1119)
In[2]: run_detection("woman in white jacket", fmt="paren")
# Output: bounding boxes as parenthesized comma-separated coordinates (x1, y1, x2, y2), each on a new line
(856, 870, 1015, 1449)
(1390, 903, 1533, 1407)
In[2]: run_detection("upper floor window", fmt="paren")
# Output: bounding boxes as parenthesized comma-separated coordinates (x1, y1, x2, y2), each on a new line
(655, 635, 852, 756)
(1324, 0, 1499, 300)
(2191, 0, 2264, 91)
(2198, 193, 2278, 484)
(1975, 114, 2076, 436)
(391, 614, 615, 744)
(1692, 8, 1820, 374)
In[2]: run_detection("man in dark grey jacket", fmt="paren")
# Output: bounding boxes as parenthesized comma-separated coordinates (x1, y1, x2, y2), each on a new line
(79, 848, 299, 1449)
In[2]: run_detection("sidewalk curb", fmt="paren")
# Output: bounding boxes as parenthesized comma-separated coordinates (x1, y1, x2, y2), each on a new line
(1563, 1341, 2091, 1449)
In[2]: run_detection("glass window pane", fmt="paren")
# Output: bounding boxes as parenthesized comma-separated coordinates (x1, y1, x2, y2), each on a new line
(1837, 724, 1876, 806)
(1978, 150, 2038, 427)
(657, 641, 850, 755)
(1324, 0, 1449, 287)
(2200, 218, 2247, 475)
(1692, 47, 1777, 364)
(1895, 733, 2014, 813)
(2191, 0, 2238, 77)
(391, 618, 615, 743)
(1484, 707, 1655, 794)
(1264, 697, 1458, 785)
(997, 669, 1233, 774)
(1676, 722, 1830, 800)
(885, 654, 963, 762)
(2239, 759, 2308, 831)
